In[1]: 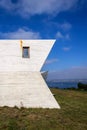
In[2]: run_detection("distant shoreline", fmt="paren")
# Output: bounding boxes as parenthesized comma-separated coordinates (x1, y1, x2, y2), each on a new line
(46, 79, 87, 89)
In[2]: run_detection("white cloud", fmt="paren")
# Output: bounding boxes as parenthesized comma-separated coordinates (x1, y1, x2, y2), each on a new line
(56, 32, 64, 39)
(59, 22, 72, 31)
(0, 28, 41, 39)
(45, 58, 59, 64)
(48, 66, 87, 80)
(62, 47, 71, 51)
(0, 0, 14, 10)
(0, 0, 79, 17)
(56, 31, 70, 40)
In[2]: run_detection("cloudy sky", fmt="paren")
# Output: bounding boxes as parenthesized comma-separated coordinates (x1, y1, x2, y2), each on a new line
(0, 0, 87, 79)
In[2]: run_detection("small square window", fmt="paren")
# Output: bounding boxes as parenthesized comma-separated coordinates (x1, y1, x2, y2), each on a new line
(22, 47, 30, 58)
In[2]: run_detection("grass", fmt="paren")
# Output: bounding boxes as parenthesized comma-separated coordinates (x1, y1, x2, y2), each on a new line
(0, 88, 87, 130)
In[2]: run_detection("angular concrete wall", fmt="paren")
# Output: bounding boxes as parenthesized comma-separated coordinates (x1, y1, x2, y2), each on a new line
(0, 72, 60, 108)
(0, 40, 60, 108)
(0, 40, 55, 71)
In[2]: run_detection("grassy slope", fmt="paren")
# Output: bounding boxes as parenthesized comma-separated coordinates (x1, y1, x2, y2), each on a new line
(0, 88, 87, 130)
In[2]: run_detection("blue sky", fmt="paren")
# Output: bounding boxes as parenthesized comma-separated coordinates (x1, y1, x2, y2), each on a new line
(0, 0, 87, 79)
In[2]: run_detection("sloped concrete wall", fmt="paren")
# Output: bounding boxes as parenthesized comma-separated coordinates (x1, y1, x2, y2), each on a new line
(0, 40, 60, 108)
(0, 72, 60, 108)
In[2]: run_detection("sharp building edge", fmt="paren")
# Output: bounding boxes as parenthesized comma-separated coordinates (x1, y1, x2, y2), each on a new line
(0, 40, 60, 109)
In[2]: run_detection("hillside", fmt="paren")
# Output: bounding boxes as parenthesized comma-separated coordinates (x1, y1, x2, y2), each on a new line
(0, 88, 87, 130)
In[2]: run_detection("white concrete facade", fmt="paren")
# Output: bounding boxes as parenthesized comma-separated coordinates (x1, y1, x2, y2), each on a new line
(0, 40, 55, 71)
(0, 40, 60, 108)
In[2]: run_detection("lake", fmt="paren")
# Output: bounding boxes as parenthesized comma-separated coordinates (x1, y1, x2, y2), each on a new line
(46, 80, 87, 89)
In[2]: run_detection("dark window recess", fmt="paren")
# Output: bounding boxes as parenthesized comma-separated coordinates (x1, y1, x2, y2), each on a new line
(22, 47, 30, 58)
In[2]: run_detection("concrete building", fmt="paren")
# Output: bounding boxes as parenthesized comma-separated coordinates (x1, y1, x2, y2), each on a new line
(0, 40, 60, 108)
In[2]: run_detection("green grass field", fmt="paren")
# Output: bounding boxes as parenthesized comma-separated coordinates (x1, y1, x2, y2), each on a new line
(0, 88, 87, 130)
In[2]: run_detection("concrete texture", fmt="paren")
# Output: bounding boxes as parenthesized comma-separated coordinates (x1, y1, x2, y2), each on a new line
(0, 40, 55, 71)
(0, 40, 60, 108)
(0, 72, 60, 108)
